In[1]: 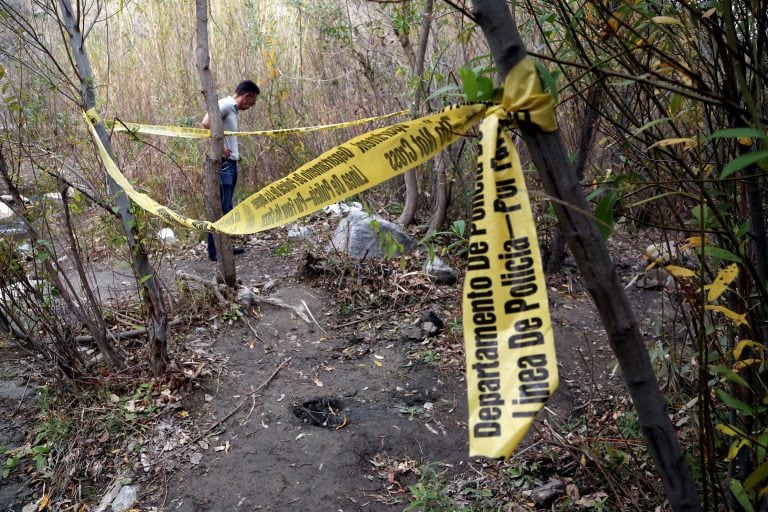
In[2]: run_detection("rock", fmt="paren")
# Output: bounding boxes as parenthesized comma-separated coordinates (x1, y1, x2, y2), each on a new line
(21, 502, 39, 512)
(94, 479, 123, 512)
(331, 209, 415, 259)
(420, 311, 444, 337)
(424, 256, 457, 285)
(400, 325, 423, 340)
(323, 201, 363, 217)
(111, 484, 139, 512)
(287, 225, 313, 241)
(0, 201, 13, 220)
(531, 480, 564, 509)
(236, 287, 255, 306)
(157, 227, 176, 245)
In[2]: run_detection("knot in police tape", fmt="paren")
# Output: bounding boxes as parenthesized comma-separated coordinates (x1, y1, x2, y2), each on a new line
(83, 57, 558, 459)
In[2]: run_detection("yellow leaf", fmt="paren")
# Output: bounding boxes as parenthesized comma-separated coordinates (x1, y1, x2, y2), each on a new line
(681, 236, 705, 249)
(374, 360, 383, 367)
(734, 339, 765, 360)
(733, 359, 761, 372)
(38, 495, 49, 511)
(648, 137, 694, 149)
(707, 263, 739, 302)
(706, 305, 748, 326)
(652, 16, 683, 25)
(179, 410, 189, 417)
(716, 423, 745, 437)
(738, 137, 753, 146)
(726, 438, 751, 461)
(665, 265, 696, 278)
(702, 7, 717, 18)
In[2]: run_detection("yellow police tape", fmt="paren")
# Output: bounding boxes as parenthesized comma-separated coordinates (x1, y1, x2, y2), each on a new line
(85, 57, 558, 459)
(110, 109, 409, 139)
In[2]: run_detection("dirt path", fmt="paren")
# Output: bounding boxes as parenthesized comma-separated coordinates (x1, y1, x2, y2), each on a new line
(0, 226, 665, 511)
(147, 236, 647, 511)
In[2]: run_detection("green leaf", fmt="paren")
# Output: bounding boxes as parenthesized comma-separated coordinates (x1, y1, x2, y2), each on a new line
(721, 150, 768, 179)
(425, 85, 463, 102)
(708, 128, 768, 141)
(716, 388, 755, 417)
(695, 245, 742, 263)
(729, 479, 756, 512)
(709, 365, 750, 388)
(533, 61, 559, 103)
(757, 430, 768, 464)
(744, 460, 768, 492)
(632, 117, 674, 137)
(594, 191, 619, 239)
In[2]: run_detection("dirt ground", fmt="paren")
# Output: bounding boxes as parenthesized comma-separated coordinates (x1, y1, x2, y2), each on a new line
(0, 222, 666, 511)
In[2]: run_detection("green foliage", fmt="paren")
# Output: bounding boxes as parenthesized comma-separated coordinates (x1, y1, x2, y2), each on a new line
(272, 241, 293, 256)
(458, 65, 496, 102)
(421, 219, 468, 260)
(404, 465, 453, 511)
(220, 303, 243, 323)
(3, 386, 69, 479)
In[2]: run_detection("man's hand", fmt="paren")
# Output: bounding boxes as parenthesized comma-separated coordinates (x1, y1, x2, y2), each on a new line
(223, 148, 232, 159)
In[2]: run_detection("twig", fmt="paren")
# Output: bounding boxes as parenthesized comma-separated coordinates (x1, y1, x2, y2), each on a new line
(186, 357, 291, 446)
(301, 300, 327, 335)
(152, 357, 292, 466)
(332, 305, 412, 328)
(12, 375, 30, 416)
(243, 314, 264, 342)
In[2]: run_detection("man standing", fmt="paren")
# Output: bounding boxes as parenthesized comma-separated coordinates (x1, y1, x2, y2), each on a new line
(201, 80, 260, 261)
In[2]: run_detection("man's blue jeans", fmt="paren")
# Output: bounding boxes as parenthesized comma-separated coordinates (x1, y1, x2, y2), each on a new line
(207, 159, 238, 259)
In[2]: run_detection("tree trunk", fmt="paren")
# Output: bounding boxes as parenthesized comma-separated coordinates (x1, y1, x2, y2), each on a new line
(194, 0, 236, 287)
(545, 84, 602, 273)
(397, 0, 434, 226)
(471, 2, 701, 511)
(58, 0, 168, 375)
(427, 150, 448, 234)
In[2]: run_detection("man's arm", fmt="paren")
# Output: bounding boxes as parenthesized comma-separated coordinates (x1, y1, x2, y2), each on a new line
(201, 113, 211, 129)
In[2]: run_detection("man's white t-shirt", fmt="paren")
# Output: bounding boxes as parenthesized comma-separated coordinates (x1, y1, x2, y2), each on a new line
(219, 96, 239, 161)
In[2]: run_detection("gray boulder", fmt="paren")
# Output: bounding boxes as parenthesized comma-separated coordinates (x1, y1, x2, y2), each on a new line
(331, 209, 415, 259)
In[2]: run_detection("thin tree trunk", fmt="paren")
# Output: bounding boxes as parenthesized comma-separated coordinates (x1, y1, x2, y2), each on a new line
(194, 0, 236, 287)
(471, 2, 700, 511)
(58, 0, 168, 374)
(545, 85, 602, 273)
(427, 150, 448, 233)
(397, 0, 434, 226)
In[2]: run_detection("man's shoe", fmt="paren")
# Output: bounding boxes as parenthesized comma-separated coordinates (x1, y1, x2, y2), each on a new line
(233, 246, 245, 255)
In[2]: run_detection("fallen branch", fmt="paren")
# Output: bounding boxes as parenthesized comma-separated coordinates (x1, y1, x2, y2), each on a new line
(185, 357, 292, 447)
(257, 297, 310, 323)
(75, 318, 183, 343)
(175, 270, 227, 306)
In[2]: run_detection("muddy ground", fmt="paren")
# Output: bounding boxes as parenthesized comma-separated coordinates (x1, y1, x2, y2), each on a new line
(0, 223, 667, 511)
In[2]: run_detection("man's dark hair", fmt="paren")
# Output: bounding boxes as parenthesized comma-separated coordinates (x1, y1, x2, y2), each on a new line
(235, 80, 260, 96)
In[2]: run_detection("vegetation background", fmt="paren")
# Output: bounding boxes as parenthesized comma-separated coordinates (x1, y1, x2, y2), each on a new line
(0, 0, 767, 510)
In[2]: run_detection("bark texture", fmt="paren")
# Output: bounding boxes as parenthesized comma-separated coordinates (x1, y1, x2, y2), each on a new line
(471, 2, 701, 510)
(194, 0, 236, 286)
(58, 0, 168, 374)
